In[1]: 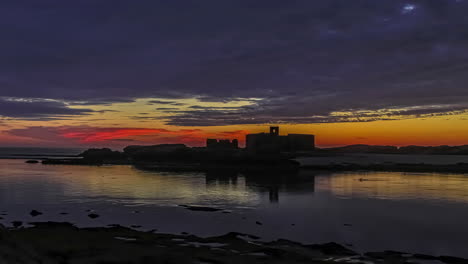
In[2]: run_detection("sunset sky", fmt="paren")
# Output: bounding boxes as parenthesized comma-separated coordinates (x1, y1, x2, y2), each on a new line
(1, 1, 468, 148)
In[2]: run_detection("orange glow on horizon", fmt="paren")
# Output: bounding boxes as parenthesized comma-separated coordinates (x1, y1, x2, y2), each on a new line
(1, 97, 468, 148)
(61, 128, 171, 142)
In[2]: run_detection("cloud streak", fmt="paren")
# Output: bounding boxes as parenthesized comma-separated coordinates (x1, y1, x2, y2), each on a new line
(3, 126, 248, 147)
(0, 97, 93, 120)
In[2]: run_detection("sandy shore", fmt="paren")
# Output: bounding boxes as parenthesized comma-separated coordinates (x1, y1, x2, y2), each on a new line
(1, 222, 467, 264)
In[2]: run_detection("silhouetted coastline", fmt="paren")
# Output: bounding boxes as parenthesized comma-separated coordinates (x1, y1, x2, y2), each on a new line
(38, 144, 468, 174)
(21, 125, 468, 173)
(41, 145, 302, 172)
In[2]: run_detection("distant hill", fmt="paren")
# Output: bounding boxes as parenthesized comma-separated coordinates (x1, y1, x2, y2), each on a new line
(398, 145, 468, 155)
(323, 144, 398, 154)
(322, 144, 468, 155)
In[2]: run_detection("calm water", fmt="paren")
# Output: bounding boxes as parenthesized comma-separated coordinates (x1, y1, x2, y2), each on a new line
(1, 159, 468, 257)
(0, 147, 82, 159)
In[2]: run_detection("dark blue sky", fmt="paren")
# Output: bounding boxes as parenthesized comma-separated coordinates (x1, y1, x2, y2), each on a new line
(1, 0, 468, 125)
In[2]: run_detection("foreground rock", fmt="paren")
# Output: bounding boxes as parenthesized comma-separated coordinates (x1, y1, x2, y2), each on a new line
(29, 210, 42, 217)
(179, 205, 223, 212)
(87, 213, 99, 219)
(0, 222, 467, 264)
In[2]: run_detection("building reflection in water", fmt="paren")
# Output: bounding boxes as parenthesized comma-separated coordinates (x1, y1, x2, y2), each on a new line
(205, 170, 316, 203)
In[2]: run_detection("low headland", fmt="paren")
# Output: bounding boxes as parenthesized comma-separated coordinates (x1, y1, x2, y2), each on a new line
(41, 144, 301, 172)
(38, 143, 468, 174)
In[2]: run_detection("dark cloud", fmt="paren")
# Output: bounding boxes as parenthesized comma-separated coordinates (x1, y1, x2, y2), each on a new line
(93, 109, 120, 113)
(188, 106, 242, 110)
(109, 138, 137, 142)
(68, 98, 135, 106)
(2, 125, 242, 147)
(164, 102, 468, 126)
(147, 100, 186, 106)
(1, 0, 468, 124)
(155, 107, 180, 111)
(0, 98, 93, 120)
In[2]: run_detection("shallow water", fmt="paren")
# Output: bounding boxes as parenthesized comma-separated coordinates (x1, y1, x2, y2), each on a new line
(1, 159, 468, 258)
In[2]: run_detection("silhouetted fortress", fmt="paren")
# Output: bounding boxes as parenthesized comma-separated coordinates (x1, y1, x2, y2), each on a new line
(206, 139, 239, 149)
(246, 126, 315, 152)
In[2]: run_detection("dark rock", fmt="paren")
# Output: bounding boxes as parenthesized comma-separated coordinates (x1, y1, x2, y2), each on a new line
(413, 254, 438, 260)
(255, 221, 263, 225)
(88, 213, 99, 219)
(246, 234, 260, 240)
(178, 205, 222, 212)
(413, 254, 439, 260)
(30, 210, 43, 217)
(364, 251, 407, 261)
(439, 256, 468, 264)
(343, 223, 352, 226)
(107, 224, 123, 228)
(181, 232, 189, 235)
(255, 248, 286, 258)
(59, 212, 68, 215)
(307, 242, 357, 256)
(197, 257, 224, 264)
(212, 232, 260, 241)
(385, 250, 408, 255)
(25, 160, 39, 164)
(268, 239, 305, 248)
(28, 222, 76, 229)
(364, 252, 390, 259)
(11, 221, 23, 228)
(130, 225, 142, 228)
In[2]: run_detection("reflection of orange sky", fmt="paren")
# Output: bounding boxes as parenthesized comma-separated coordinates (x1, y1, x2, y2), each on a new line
(316, 171, 468, 203)
(1, 97, 468, 147)
(15, 163, 258, 205)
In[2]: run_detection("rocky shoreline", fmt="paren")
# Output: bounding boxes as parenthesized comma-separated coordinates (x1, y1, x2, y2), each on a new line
(1, 221, 467, 264)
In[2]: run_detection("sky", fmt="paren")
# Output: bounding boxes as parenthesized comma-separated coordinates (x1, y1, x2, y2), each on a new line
(1, 0, 468, 148)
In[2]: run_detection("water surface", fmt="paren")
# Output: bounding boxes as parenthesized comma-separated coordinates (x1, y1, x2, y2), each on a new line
(1, 159, 468, 258)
